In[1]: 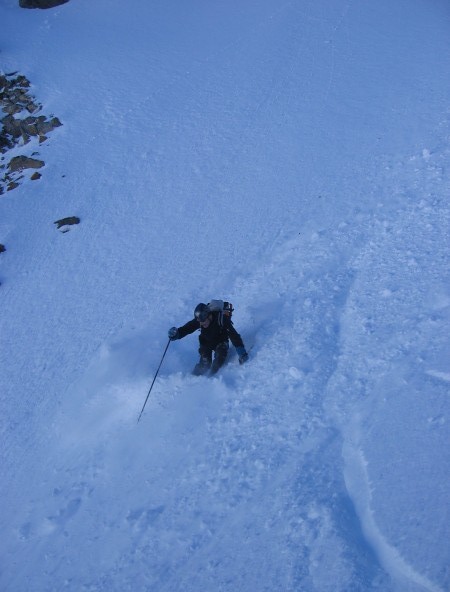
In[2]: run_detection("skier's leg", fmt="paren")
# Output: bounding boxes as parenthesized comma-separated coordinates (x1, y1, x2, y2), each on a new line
(192, 345, 212, 375)
(211, 341, 229, 374)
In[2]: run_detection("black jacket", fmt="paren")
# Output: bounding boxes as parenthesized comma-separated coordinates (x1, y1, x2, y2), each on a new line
(177, 312, 244, 350)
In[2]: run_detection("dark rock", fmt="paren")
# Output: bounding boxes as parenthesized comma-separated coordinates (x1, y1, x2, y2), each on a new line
(2, 103, 22, 116)
(0, 244, 5, 253)
(0, 135, 13, 152)
(19, 0, 69, 8)
(2, 115, 22, 138)
(36, 116, 62, 135)
(54, 216, 80, 229)
(16, 75, 30, 88)
(1, 72, 61, 193)
(22, 117, 39, 136)
(30, 172, 42, 180)
(25, 102, 40, 114)
(8, 155, 45, 172)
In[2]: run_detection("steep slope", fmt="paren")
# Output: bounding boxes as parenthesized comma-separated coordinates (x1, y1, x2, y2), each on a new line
(1, 1, 449, 590)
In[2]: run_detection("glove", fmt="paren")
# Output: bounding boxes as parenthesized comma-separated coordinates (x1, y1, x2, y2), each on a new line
(236, 346, 249, 365)
(168, 326, 179, 340)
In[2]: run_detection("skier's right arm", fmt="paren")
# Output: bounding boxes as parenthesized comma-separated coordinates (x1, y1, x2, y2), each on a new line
(168, 319, 199, 340)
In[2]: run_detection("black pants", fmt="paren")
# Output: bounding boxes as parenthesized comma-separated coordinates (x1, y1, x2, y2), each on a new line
(198, 341, 229, 372)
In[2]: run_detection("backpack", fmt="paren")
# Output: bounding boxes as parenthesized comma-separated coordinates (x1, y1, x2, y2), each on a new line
(208, 299, 233, 326)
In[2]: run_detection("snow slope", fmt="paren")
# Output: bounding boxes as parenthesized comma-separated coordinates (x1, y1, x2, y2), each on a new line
(1, 0, 449, 590)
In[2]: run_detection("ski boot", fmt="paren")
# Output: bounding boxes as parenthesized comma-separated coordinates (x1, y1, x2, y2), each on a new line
(192, 355, 211, 376)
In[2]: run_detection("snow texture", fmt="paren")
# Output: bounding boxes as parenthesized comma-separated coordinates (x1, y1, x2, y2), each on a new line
(1, 0, 449, 590)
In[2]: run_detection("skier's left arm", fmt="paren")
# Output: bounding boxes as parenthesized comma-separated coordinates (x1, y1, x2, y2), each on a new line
(226, 318, 249, 364)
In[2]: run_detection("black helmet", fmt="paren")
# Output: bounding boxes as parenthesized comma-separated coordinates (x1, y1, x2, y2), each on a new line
(194, 302, 210, 322)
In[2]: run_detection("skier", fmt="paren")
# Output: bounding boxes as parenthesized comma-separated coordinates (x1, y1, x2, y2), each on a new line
(168, 302, 249, 375)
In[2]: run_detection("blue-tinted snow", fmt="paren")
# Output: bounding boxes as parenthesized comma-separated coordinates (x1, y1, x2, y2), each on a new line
(0, 1, 449, 590)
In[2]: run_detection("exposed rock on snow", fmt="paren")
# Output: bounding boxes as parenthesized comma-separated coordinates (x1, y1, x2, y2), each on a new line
(19, 0, 69, 8)
(54, 216, 80, 232)
(0, 72, 62, 194)
(8, 155, 45, 172)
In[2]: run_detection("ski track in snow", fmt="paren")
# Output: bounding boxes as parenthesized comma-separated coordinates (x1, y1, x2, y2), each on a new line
(5, 143, 448, 592)
(325, 146, 450, 592)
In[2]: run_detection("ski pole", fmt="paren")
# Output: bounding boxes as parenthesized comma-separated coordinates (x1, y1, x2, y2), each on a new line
(137, 339, 171, 423)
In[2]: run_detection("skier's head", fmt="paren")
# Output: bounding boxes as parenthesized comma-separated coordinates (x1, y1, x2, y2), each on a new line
(194, 303, 210, 322)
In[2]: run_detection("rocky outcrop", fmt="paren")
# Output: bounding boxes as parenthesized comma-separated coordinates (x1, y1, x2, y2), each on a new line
(54, 216, 80, 233)
(8, 155, 45, 172)
(19, 0, 69, 9)
(1, 69, 70, 286)
(1, 72, 62, 194)
(2, 114, 62, 146)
